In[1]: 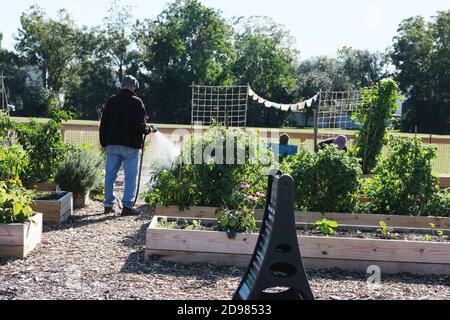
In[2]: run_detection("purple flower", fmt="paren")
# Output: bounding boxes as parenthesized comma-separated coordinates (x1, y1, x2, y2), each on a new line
(241, 183, 250, 190)
(256, 192, 266, 198)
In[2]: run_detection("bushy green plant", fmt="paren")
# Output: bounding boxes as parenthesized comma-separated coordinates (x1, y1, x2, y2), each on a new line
(217, 207, 257, 239)
(0, 179, 35, 224)
(279, 147, 315, 211)
(353, 79, 402, 174)
(314, 219, 339, 236)
(424, 189, 450, 217)
(12, 110, 73, 183)
(54, 145, 103, 195)
(364, 137, 439, 216)
(0, 145, 29, 181)
(146, 169, 199, 210)
(147, 126, 272, 210)
(281, 145, 362, 213)
(0, 111, 12, 137)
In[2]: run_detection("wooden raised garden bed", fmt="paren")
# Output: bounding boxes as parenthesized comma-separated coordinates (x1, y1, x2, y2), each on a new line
(31, 192, 73, 224)
(0, 213, 43, 258)
(441, 175, 450, 189)
(29, 182, 61, 192)
(146, 216, 450, 275)
(154, 205, 450, 230)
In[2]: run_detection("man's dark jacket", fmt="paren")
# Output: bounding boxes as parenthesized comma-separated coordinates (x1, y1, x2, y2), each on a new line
(100, 89, 147, 149)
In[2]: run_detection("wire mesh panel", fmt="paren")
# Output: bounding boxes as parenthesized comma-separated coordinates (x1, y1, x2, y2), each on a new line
(191, 85, 249, 128)
(317, 91, 366, 130)
(315, 90, 372, 144)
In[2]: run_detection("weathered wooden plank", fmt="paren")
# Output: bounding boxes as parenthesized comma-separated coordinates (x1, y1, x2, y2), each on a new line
(145, 250, 450, 275)
(157, 205, 220, 218)
(0, 246, 25, 258)
(30, 182, 61, 192)
(155, 205, 450, 229)
(0, 223, 24, 246)
(145, 249, 251, 267)
(147, 217, 450, 266)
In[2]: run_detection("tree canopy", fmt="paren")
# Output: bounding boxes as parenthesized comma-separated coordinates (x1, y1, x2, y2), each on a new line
(2, 2, 449, 132)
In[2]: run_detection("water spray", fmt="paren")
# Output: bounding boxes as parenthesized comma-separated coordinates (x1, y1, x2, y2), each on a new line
(134, 125, 158, 207)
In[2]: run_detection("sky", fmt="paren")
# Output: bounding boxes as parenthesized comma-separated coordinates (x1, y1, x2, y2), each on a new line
(0, 0, 449, 59)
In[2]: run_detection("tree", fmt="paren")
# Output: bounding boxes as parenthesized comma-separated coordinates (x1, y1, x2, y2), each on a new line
(15, 6, 80, 94)
(0, 46, 26, 111)
(337, 46, 389, 89)
(134, 0, 236, 124)
(100, 0, 135, 83)
(232, 16, 299, 128)
(296, 56, 346, 97)
(64, 27, 118, 119)
(392, 11, 450, 133)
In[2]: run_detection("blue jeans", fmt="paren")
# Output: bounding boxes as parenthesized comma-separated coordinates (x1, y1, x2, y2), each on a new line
(104, 145, 140, 209)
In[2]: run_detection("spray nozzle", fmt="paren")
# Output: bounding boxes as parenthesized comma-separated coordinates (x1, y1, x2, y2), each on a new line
(149, 125, 158, 133)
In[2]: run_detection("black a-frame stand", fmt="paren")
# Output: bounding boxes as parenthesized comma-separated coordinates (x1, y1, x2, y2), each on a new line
(233, 169, 314, 301)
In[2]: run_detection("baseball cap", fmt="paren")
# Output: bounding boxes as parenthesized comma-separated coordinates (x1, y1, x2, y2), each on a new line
(121, 75, 140, 89)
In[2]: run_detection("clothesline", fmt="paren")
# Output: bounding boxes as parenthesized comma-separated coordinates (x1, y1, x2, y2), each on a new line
(248, 87, 319, 112)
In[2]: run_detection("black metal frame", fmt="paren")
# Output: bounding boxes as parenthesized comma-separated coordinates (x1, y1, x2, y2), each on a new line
(233, 169, 314, 301)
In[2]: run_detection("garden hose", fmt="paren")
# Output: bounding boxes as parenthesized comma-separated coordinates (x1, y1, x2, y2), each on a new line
(134, 125, 158, 207)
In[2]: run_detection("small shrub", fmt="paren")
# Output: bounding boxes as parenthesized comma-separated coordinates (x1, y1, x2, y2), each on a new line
(12, 110, 73, 183)
(280, 147, 315, 211)
(0, 180, 35, 224)
(281, 145, 362, 213)
(423, 189, 450, 217)
(365, 137, 438, 216)
(0, 145, 29, 181)
(146, 126, 271, 211)
(54, 145, 103, 195)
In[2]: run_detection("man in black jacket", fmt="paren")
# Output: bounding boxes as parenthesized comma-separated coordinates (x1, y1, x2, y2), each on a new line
(100, 75, 149, 216)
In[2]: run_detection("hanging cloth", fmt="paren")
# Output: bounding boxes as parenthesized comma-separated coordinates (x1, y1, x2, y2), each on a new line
(247, 86, 319, 113)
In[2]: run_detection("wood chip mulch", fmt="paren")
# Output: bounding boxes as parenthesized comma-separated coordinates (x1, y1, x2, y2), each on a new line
(1, 200, 449, 300)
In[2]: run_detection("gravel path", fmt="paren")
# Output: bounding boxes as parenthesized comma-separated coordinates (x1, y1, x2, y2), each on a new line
(1, 200, 449, 300)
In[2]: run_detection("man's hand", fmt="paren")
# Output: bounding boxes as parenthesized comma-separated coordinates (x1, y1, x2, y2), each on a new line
(144, 124, 152, 135)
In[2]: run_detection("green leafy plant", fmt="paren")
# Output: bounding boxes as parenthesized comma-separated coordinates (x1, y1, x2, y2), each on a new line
(314, 219, 339, 236)
(0, 180, 35, 224)
(184, 219, 203, 231)
(424, 234, 433, 242)
(281, 145, 362, 213)
(217, 208, 257, 239)
(0, 145, 29, 181)
(12, 110, 73, 183)
(353, 79, 402, 174)
(378, 221, 391, 238)
(365, 137, 439, 216)
(157, 217, 179, 230)
(54, 145, 103, 195)
(146, 125, 272, 211)
(427, 223, 448, 241)
(424, 190, 450, 217)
